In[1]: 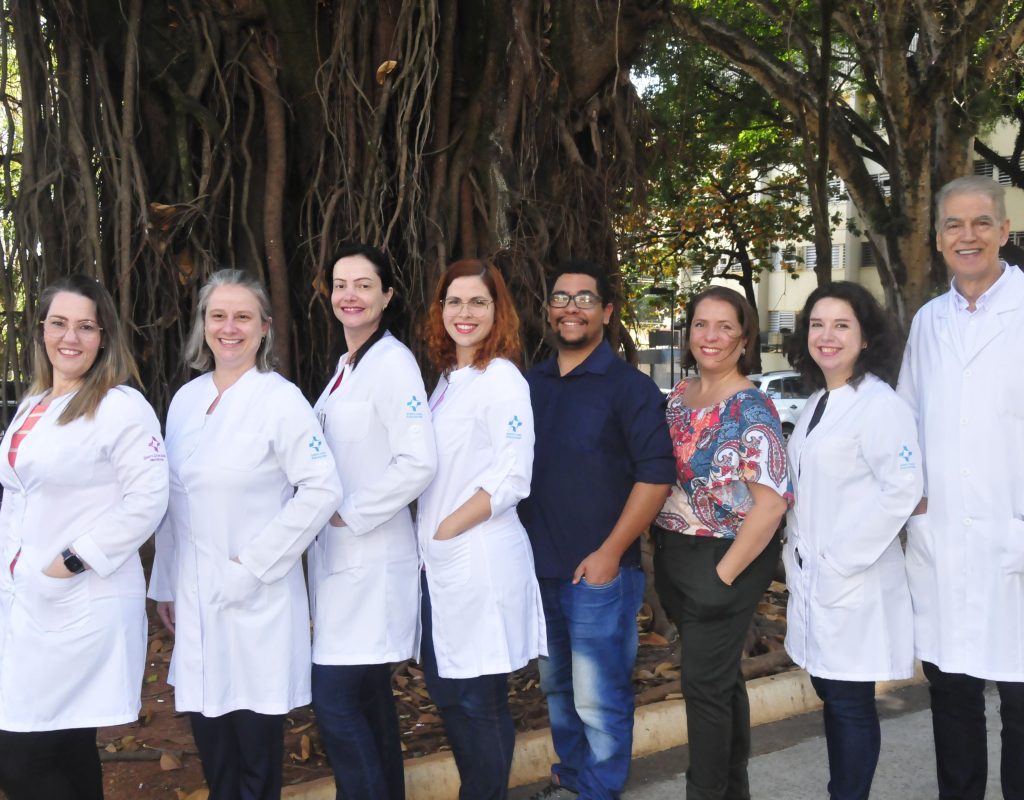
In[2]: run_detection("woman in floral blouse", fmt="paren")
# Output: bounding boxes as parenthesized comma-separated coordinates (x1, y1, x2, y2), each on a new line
(653, 285, 792, 800)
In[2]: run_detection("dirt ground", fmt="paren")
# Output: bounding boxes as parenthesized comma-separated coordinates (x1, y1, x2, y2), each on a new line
(96, 583, 790, 800)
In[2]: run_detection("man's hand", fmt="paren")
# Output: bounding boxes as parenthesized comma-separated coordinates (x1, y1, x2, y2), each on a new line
(433, 519, 460, 541)
(573, 548, 620, 586)
(328, 512, 346, 528)
(157, 601, 176, 635)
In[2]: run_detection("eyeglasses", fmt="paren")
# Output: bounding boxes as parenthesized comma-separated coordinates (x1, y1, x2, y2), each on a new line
(548, 291, 602, 309)
(41, 318, 103, 340)
(442, 297, 494, 315)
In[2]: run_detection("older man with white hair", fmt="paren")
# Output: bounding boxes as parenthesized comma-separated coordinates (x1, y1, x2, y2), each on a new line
(898, 175, 1024, 800)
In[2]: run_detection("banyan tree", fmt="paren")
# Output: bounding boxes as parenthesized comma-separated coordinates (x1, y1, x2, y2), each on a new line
(0, 0, 664, 410)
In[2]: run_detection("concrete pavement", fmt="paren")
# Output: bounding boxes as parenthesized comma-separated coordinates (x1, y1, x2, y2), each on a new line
(512, 683, 1008, 799)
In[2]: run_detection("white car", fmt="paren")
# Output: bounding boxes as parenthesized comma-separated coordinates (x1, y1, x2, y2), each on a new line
(748, 371, 808, 439)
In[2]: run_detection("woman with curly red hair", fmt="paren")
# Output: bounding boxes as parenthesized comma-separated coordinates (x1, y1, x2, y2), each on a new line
(417, 259, 546, 799)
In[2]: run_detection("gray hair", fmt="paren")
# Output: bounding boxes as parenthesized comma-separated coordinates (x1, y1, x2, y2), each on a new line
(935, 175, 1006, 227)
(184, 269, 277, 372)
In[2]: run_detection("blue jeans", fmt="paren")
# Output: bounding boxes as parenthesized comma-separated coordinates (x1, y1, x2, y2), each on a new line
(419, 573, 515, 800)
(537, 566, 645, 800)
(810, 677, 879, 800)
(311, 662, 405, 800)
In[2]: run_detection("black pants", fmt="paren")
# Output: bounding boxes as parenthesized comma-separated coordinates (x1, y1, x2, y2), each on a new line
(0, 727, 102, 800)
(653, 527, 779, 800)
(190, 710, 285, 800)
(923, 661, 1024, 800)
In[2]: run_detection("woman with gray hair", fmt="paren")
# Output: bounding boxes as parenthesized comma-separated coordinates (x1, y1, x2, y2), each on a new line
(149, 269, 342, 800)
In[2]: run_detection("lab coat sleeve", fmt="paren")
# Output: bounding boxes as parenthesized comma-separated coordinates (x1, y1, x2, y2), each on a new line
(896, 314, 928, 496)
(473, 363, 534, 519)
(237, 383, 343, 584)
(147, 511, 176, 602)
(70, 389, 170, 579)
(820, 392, 923, 578)
(337, 349, 437, 535)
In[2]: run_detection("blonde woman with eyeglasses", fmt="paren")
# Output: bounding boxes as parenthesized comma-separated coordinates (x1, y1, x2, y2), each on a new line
(0, 275, 169, 800)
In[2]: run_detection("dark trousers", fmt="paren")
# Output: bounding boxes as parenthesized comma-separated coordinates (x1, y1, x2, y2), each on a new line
(923, 660, 1024, 800)
(311, 662, 405, 800)
(190, 710, 285, 800)
(653, 527, 779, 800)
(0, 727, 102, 800)
(810, 677, 879, 800)
(420, 572, 515, 800)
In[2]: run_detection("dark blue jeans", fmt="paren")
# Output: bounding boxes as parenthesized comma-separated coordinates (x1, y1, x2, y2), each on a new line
(420, 573, 515, 800)
(810, 677, 879, 800)
(537, 566, 646, 800)
(190, 710, 284, 800)
(923, 661, 1024, 800)
(311, 662, 406, 800)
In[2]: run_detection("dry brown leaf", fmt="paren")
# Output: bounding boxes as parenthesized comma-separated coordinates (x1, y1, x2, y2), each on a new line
(120, 735, 139, 752)
(184, 789, 209, 800)
(653, 661, 676, 677)
(174, 790, 188, 800)
(300, 734, 311, 761)
(159, 751, 183, 771)
(104, 743, 118, 753)
(416, 713, 441, 725)
(375, 59, 398, 84)
(289, 722, 313, 734)
(149, 638, 164, 654)
(639, 632, 669, 646)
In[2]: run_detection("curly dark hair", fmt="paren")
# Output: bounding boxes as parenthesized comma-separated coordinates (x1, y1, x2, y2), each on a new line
(787, 281, 902, 390)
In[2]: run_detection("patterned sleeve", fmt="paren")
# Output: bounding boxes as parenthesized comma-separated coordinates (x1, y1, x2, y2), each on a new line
(736, 391, 793, 503)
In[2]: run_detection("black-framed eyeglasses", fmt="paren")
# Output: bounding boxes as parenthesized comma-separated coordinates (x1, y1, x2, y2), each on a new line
(548, 291, 602, 309)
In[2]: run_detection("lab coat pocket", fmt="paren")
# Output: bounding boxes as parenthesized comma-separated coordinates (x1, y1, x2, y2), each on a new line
(1002, 518, 1024, 574)
(211, 559, 266, 611)
(814, 557, 864, 609)
(815, 437, 859, 480)
(428, 533, 472, 588)
(27, 571, 90, 632)
(323, 524, 363, 574)
(329, 401, 373, 443)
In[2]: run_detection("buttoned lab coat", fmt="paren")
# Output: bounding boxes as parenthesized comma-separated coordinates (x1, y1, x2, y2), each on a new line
(309, 334, 437, 665)
(0, 387, 169, 731)
(418, 359, 546, 679)
(784, 374, 922, 681)
(149, 368, 342, 716)
(898, 264, 1024, 681)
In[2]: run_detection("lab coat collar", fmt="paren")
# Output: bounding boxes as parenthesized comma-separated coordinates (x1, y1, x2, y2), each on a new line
(942, 264, 1024, 365)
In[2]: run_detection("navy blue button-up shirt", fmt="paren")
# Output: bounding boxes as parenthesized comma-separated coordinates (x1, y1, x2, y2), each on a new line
(519, 339, 676, 580)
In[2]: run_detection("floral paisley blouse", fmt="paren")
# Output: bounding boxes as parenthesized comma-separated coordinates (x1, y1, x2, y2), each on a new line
(655, 379, 792, 539)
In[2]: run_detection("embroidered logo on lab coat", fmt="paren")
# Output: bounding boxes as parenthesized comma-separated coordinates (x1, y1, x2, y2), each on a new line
(144, 436, 166, 462)
(898, 445, 915, 470)
(308, 435, 328, 460)
(507, 415, 523, 440)
(405, 395, 424, 419)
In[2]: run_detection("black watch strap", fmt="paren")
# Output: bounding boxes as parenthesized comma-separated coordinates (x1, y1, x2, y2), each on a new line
(61, 548, 86, 574)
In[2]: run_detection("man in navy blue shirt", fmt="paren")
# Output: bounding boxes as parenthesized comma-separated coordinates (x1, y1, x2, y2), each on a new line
(520, 260, 675, 800)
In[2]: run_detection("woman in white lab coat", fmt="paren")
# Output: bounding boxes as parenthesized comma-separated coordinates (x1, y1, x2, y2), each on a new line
(418, 259, 545, 800)
(149, 269, 341, 800)
(0, 275, 169, 800)
(785, 281, 922, 800)
(309, 243, 436, 800)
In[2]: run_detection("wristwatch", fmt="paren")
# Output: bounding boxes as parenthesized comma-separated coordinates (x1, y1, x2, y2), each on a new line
(61, 548, 86, 575)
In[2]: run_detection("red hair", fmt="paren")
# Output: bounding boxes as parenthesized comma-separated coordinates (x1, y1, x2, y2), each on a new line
(426, 259, 522, 372)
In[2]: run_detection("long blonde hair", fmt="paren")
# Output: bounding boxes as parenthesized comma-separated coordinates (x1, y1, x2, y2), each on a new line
(28, 275, 140, 424)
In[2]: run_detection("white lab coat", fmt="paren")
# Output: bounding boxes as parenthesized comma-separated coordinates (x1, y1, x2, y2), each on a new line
(417, 358, 546, 679)
(148, 368, 342, 716)
(308, 334, 437, 664)
(784, 374, 922, 681)
(0, 386, 168, 731)
(897, 264, 1024, 681)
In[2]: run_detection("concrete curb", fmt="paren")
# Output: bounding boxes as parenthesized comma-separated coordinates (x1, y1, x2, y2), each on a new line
(283, 665, 925, 800)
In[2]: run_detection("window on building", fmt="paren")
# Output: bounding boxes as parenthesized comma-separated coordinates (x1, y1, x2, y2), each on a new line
(861, 240, 877, 267)
(801, 243, 845, 269)
(997, 153, 1024, 186)
(1009, 231, 1024, 247)
(870, 173, 891, 197)
(973, 159, 995, 178)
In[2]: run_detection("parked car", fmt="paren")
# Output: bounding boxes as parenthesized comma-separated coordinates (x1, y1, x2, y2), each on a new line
(748, 370, 808, 439)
